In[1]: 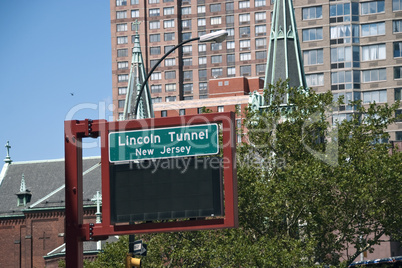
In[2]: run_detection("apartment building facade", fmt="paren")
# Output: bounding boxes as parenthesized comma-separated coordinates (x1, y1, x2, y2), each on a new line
(110, 0, 402, 141)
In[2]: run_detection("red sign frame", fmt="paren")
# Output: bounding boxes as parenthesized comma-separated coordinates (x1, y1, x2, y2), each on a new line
(64, 112, 238, 267)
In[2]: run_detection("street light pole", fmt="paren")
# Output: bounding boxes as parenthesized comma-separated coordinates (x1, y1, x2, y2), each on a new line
(134, 30, 228, 119)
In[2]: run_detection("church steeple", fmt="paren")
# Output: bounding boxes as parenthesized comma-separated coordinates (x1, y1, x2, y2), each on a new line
(122, 20, 154, 120)
(264, 0, 307, 90)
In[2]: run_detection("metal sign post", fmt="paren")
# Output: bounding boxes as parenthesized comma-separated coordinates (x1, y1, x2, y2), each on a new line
(64, 113, 238, 268)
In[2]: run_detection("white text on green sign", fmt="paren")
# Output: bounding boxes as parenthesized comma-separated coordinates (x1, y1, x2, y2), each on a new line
(109, 124, 219, 162)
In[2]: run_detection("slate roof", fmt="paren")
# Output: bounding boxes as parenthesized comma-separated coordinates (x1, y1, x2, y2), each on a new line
(0, 157, 101, 217)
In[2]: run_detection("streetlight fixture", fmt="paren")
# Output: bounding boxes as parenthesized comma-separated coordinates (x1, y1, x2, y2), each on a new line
(134, 30, 229, 119)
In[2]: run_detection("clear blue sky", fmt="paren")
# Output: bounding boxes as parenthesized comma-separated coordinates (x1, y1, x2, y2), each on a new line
(0, 0, 112, 162)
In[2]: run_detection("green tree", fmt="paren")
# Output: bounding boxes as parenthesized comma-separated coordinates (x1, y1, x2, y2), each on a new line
(85, 81, 401, 267)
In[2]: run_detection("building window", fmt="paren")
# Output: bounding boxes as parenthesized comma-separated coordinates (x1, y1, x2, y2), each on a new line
(255, 25, 266, 36)
(306, 73, 324, 87)
(255, 12, 266, 22)
(165, 58, 176, 66)
(149, 8, 160, 16)
(218, 106, 224, 112)
(118, 99, 125, 108)
(239, 26, 250, 37)
(303, 27, 323, 42)
(240, 65, 251, 76)
(179, 109, 185, 116)
(149, 0, 159, 3)
(116, 11, 127, 19)
(227, 41, 235, 50)
(394, 20, 402, 33)
(116, 0, 127, 6)
(210, 17, 222, 25)
(330, 25, 353, 43)
(255, 0, 265, 7)
(239, 0, 250, 9)
(228, 67, 236, 76)
(226, 2, 234, 11)
(117, 61, 129, 70)
(164, 6, 174, 15)
(183, 84, 193, 94)
(395, 66, 402, 79)
(396, 131, 402, 141)
(256, 51, 266, 60)
(184, 70, 193, 80)
(198, 31, 206, 37)
(240, 40, 250, 51)
(361, 1, 384, 15)
(116, 23, 127, 32)
(164, 45, 174, 54)
(331, 71, 352, 88)
(183, 45, 192, 55)
(303, 49, 323, 65)
(131, 9, 139, 17)
(166, 96, 176, 102)
(361, 22, 385, 37)
(182, 7, 191, 15)
(150, 34, 160, 42)
(362, 68, 386, 82)
(152, 97, 162, 103)
(198, 18, 206, 27)
(212, 68, 223, 77)
(165, 83, 176, 92)
(255, 38, 266, 49)
(199, 69, 207, 79)
(330, 2, 359, 22)
(256, 64, 265, 75)
(211, 43, 222, 51)
(151, 84, 162, 93)
(164, 32, 175, 41)
(199, 82, 208, 91)
(182, 20, 191, 29)
(150, 59, 159, 68)
(164, 19, 175, 28)
(149, 21, 160, 29)
(161, 110, 167, 117)
(239, 13, 250, 23)
(362, 44, 386, 61)
(240, 52, 251, 61)
(118, 87, 127, 95)
(211, 55, 222, 64)
(302, 6, 322, 20)
(151, 72, 161, 80)
(183, 58, 193, 66)
(117, 49, 128, 57)
(393, 0, 402, 11)
(198, 5, 206, 14)
(118, 74, 129, 82)
(199, 44, 206, 52)
(199, 56, 207, 65)
(150, 46, 161, 55)
(210, 3, 221, 12)
(330, 46, 359, 69)
(182, 32, 192, 41)
(227, 54, 235, 64)
(363, 90, 387, 103)
(395, 88, 402, 101)
(394, 42, 402, 58)
(226, 15, 234, 25)
(131, 0, 138, 4)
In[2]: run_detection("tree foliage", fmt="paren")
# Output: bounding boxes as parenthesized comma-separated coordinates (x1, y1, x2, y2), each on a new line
(86, 81, 401, 267)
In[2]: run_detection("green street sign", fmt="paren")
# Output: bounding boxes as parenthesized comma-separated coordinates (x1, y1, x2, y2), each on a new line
(109, 124, 219, 162)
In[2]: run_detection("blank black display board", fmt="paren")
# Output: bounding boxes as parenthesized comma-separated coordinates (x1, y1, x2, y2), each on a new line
(110, 157, 223, 224)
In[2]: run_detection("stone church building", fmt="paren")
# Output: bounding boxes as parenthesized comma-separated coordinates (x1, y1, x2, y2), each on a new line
(0, 148, 107, 268)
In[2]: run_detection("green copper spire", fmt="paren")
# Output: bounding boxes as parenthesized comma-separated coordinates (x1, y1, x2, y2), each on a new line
(265, 0, 307, 90)
(122, 20, 154, 120)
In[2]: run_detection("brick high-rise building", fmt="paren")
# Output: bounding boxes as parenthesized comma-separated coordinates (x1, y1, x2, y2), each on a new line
(110, 0, 402, 139)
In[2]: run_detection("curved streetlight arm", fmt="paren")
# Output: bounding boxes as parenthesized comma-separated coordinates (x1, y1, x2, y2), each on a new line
(134, 37, 200, 118)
